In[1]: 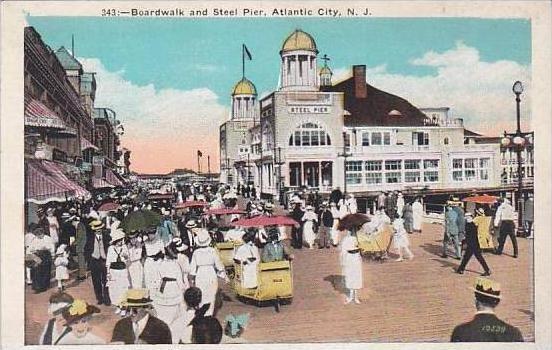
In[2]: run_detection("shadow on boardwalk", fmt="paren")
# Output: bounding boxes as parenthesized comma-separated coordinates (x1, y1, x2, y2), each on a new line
(323, 274, 347, 296)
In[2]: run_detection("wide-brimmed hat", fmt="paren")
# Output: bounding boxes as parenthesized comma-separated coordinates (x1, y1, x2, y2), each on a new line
(186, 220, 198, 229)
(56, 244, 67, 255)
(48, 292, 74, 316)
(306, 205, 314, 211)
(68, 207, 77, 214)
(89, 220, 105, 231)
(60, 212, 72, 222)
(62, 299, 100, 325)
(110, 229, 125, 243)
(46, 207, 55, 214)
(264, 203, 274, 211)
(195, 229, 212, 247)
(172, 237, 188, 252)
(120, 289, 153, 308)
(476, 208, 486, 215)
(471, 277, 501, 300)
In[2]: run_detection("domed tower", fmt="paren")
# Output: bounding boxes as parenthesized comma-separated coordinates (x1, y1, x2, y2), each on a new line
(231, 77, 257, 120)
(319, 54, 333, 88)
(279, 29, 319, 91)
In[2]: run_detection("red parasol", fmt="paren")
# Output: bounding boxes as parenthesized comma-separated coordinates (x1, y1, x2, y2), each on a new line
(204, 208, 245, 216)
(148, 193, 174, 201)
(231, 215, 298, 228)
(97, 202, 120, 212)
(174, 201, 209, 209)
(338, 213, 370, 231)
(462, 195, 499, 204)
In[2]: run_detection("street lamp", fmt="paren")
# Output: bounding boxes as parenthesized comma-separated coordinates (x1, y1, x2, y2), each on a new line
(501, 81, 528, 237)
(338, 130, 352, 195)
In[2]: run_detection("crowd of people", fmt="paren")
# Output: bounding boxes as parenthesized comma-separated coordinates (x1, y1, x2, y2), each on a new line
(25, 182, 529, 344)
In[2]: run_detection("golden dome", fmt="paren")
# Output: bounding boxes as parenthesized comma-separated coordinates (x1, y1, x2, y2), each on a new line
(232, 77, 257, 96)
(281, 29, 318, 54)
(319, 65, 332, 75)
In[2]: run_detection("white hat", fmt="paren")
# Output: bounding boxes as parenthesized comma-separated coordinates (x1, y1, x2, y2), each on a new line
(110, 229, 125, 243)
(56, 244, 67, 255)
(172, 237, 188, 252)
(194, 229, 212, 247)
(306, 205, 313, 211)
(185, 220, 197, 229)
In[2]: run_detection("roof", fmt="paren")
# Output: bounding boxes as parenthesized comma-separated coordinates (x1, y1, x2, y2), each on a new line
(319, 65, 332, 75)
(326, 77, 429, 127)
(464, 129, 482, 137)
(232, 77, 257, 96)
(54, 46, 82, 71)
(281, 29, 318, 54)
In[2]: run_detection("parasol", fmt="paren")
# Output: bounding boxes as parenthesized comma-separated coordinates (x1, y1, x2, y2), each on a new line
(174, 201, 208, 209)
(97, 202, 120, 212)
(462, 195, 499, 204)
(148, 193, 174, 201)
(205, 208, 245, 216)
(338, 213, 370, 231)
(231, 215, 298, 228)
(121, 209, 161, 233)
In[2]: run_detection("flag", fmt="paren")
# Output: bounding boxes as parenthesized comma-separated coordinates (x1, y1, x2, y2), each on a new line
(243, 44, 252, 60)
(197, 150, 203, 157)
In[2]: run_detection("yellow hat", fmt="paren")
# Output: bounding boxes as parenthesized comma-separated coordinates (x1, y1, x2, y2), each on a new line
(120, 289, 153, 308)
(471, 277, 501, 299)
(89, 220, 105, 231)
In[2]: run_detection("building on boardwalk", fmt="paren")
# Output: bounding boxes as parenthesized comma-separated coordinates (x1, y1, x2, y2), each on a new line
(218, 29, 533, 208)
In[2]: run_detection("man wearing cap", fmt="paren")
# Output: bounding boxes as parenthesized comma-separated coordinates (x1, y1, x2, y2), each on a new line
(112, 289, 172, 344)
(290, 201, 305, 249)
(456, 212, 491, 276)
(181, 220, 198, 261)
(318, 202, 333, 249)
(72, 215, 88, 281)
(38, 292, 74, 345)
(84, 220, 111, 305)
(451, 277, 523, 342)
(494, 198, 519, 258)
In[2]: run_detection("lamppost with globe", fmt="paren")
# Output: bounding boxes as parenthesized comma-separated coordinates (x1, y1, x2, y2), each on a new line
(501, 81, 530, 237)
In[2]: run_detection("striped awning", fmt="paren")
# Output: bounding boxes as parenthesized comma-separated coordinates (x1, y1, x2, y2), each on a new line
(106, 168, 124, 187)
(92, 178, 114, 189)
(81, 137, 99, 151)
(25, 159, 90, 204)
(24, 98, 67, 129)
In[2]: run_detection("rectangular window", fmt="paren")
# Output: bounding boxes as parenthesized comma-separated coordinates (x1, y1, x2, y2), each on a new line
(404, 160, 421, 170)
(385, 172, 402, 183)
(346, 161, 363, 172)
(405, 171, 421, 183)
(424, 159, 439, 169)
(464, 158, 477, 169)
(311, 131, 319, 146)
(452, 170, 463, 181)
(365, 160, 382, 171)
(346, 173, 362, 185)
(424, 171, 439, 182)
(366, 172, 383, 184)
(346, 161, 363, 185)
(362, 132, 370, 146)
(385, 160, 402, 170)
(383, 132, 391, 145)
(371, 132, 382, 145)
(294, 131, 301, 146)
(302, 131, 310, 146)
(319, 131, 326, 146)
(413, 132, 429, 145)
(453, 159, 463, 169)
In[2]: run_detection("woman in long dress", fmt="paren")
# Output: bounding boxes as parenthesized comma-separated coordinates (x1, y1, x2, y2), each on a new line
(233, 231, 260, 289)
(391, 214, 414, 261)
(143, 229, 165, 290)
(402, 202, 414, 234)
(189, 229, 229, 316)
(46, 208, 60, 246)
(396, 193, 405, 218)
(412, 198, 424, 233)
(340, 230, 363, 304)
(301, 206, 318, 249)
(127, 232, 144, 289)
(105, 229, 130, 314)
(28, 226, 55, 293)
(330, 202, 341, 246)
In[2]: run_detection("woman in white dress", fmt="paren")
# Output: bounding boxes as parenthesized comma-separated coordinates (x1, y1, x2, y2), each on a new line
(105, 229, 130, 314)
(143, 229, 165, 291)
(46, 208, 60, 246)
(54, 244, 69, 290)
(330, 202, 341, 246)
(127, 232, 144, 289)
(391, 214, 414, 262)
(233, 231, 260, 289)
(396, 192, 405, 218)
(340, 230, 363, 304)
(412, 197, 424, 233)
(189, 229, 229, 316)
(152, 243, 187, 327)
(301, 206, 318, 249)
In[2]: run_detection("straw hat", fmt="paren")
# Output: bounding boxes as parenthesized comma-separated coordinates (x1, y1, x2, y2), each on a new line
(185, 220, 198, 229)
(56, 244, 67, 256)
(89, 220, 105, 231)
(119, 289, 153, 308)
(476, 208, 486, 216)
(264, 203, 274, 211)
(172, 237, 188, 252)
(62, 299, 100, 325)
(471, 277, 501, 300)
(110, 229, 125, 243)
(194, 229, 212, 247)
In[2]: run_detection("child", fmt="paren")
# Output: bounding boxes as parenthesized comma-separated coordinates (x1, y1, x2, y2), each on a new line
(392, 213, 414, 262)
(54, 244, 69, 291)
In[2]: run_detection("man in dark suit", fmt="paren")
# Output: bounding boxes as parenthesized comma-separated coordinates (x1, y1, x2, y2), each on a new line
(290, 202, 304, 249)
(111, 289, 172, 344)
(451, 277, 523, 342)
(84, 220, 111, 305)
(456, 212, 491, 276)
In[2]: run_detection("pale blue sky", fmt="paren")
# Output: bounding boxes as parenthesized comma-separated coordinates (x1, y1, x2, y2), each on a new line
(28, 17, 531, 103)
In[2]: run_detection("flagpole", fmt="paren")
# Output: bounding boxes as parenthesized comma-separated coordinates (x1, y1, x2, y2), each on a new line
(207, 155, 211, 174)
(197, 152, 200, 174)
(242, 44, 245, 78)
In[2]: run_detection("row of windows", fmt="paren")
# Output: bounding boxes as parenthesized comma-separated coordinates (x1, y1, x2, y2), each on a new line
(288, 123, 332, 146)
(451, 158, 491, 182)
(345, 159, 440, 185)
(361, 132, 391, 146)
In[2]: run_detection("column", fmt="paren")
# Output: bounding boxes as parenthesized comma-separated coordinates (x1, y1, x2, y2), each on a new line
(318, 161, 322, 188)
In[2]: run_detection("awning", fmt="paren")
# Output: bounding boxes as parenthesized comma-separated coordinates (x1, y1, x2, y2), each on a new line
(26, 159, 91, 204)
(25, 98, 67, 129)
(81, 138, 99, 151)
(105, 168, 124, 187)
(92, 178, 114, 189)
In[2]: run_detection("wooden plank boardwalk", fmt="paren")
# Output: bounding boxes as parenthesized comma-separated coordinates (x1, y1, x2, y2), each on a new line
(25, 222, 534, 344)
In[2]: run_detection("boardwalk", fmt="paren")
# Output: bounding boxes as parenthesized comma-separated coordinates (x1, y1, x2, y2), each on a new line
(25, 222, 534, 344)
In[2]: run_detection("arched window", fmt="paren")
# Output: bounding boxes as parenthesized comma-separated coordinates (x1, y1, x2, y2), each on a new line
(288, 122, 331, 147)
(444, 137, 449, 145)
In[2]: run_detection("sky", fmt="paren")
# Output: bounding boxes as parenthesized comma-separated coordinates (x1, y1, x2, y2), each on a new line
(27, 17, 532, 174)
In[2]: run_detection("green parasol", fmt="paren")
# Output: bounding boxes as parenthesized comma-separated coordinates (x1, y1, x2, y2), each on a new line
(121, 209, 161, 233)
